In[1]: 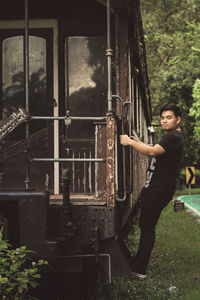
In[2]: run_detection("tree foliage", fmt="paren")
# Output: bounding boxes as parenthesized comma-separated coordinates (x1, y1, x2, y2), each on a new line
(141, 0, 200, 165)
(189, 79, 200, 141)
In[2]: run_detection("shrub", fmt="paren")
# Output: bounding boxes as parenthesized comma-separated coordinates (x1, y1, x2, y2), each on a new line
(0, 229, 48, 300)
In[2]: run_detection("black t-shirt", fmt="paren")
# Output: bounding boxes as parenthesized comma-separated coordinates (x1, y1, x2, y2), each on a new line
(144, 130, 184, 194)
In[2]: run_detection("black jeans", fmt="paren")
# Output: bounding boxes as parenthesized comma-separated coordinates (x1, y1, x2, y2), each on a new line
(134, 189, 173, 272)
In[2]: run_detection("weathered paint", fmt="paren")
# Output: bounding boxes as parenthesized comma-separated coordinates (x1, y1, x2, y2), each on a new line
(95, 122, 107, 202)
(106, 118, 116, 206)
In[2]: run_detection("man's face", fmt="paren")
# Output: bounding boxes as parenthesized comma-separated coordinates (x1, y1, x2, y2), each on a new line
(160, 110, 181, 131)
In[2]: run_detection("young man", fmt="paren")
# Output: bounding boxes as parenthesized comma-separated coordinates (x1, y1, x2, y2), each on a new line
(120, 103, 184, 278)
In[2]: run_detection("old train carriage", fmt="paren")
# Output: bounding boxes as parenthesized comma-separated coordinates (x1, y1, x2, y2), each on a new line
(0, 0, 152, 297)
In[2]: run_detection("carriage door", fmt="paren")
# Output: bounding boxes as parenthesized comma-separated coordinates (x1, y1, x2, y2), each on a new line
(0, 27, 54, 191)
(63, 36, 107, 195)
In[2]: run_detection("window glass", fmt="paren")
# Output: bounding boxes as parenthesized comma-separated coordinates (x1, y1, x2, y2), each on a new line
(2, 35, 46, 137)
(65, 36, 107, 139)
(1, 35, 49, 190)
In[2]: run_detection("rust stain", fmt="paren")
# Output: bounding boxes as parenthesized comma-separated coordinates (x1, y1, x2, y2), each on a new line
(107, 139, 114, 151)
(106, 118, 116, 206)
(107, 120, 113, 128)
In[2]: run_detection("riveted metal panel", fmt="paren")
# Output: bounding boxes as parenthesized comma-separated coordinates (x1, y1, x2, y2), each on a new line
(48, 204, 116, 254)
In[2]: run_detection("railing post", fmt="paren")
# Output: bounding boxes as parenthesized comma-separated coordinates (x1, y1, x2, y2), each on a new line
(61, 168, 73, 237)
(106, 0, 113, 113)
(24, 0, 30, 189)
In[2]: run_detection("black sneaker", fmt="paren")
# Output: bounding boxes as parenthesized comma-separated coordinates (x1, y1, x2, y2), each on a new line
(131, 264, 147, 279)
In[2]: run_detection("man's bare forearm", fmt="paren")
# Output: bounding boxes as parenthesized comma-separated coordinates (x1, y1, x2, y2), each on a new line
(119, 134, 165, 157)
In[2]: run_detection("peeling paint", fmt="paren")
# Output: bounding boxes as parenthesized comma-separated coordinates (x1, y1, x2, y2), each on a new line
(106, 118, 116, 206)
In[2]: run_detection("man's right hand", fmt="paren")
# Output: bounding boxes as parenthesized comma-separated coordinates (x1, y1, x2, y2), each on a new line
(120, 134, 132, 146)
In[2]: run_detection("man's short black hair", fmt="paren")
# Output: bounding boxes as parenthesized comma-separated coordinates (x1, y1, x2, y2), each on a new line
(160, 103, 182, 118)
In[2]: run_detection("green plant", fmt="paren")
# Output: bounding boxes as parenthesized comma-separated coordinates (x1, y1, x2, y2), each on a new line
(0, 229, 48, 300)
(189, 78, 200, 141)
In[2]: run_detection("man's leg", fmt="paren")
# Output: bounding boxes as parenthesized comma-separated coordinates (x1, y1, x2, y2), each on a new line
(132, 191, 171, 276)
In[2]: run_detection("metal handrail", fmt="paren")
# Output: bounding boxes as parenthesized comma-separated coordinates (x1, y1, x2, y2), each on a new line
(30, 116, 107, 121)
(30, 114, 107, 170)
(113, 95, 127, 202)
(31, 158, 106, 162)
(116, 125, 127, 202)
(114, 95, 138, 201)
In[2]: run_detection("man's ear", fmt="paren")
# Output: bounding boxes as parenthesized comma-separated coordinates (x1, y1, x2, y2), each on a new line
(177, 116, 181, 125)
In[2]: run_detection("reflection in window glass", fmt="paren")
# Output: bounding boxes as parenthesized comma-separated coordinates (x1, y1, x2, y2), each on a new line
(1, 35, 52, 190)
(66, 37, 107, 116)
(2, 36, 46, 129)
(65, 36, 107, 139)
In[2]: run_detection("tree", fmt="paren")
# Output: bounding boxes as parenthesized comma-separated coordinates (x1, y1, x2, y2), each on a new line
(141, 0, 200, 166)
(189, 79, 200, 141)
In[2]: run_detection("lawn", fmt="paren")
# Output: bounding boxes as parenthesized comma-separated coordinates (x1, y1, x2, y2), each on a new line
(174, 187, 200, 197)
(96, 189, 200, 299)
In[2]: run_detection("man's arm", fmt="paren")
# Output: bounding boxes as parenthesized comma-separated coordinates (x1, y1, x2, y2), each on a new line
(120, 134, 165, 157)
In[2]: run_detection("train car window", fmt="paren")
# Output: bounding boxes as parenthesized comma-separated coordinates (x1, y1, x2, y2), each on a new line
(65, 36, 107, 139)
(2, 35, 47, 137)
(0, 30, 54, 191)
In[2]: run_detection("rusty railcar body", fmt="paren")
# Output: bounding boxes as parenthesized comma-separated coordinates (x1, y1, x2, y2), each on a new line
(0, 0, 152, 297)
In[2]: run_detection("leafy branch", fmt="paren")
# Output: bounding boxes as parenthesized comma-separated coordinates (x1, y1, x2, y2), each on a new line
(0, 229, 48, 300)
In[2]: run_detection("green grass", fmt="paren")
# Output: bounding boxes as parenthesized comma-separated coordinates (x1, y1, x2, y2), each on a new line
(96, 192, 200, 299)
(174, 187, 200, 197)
